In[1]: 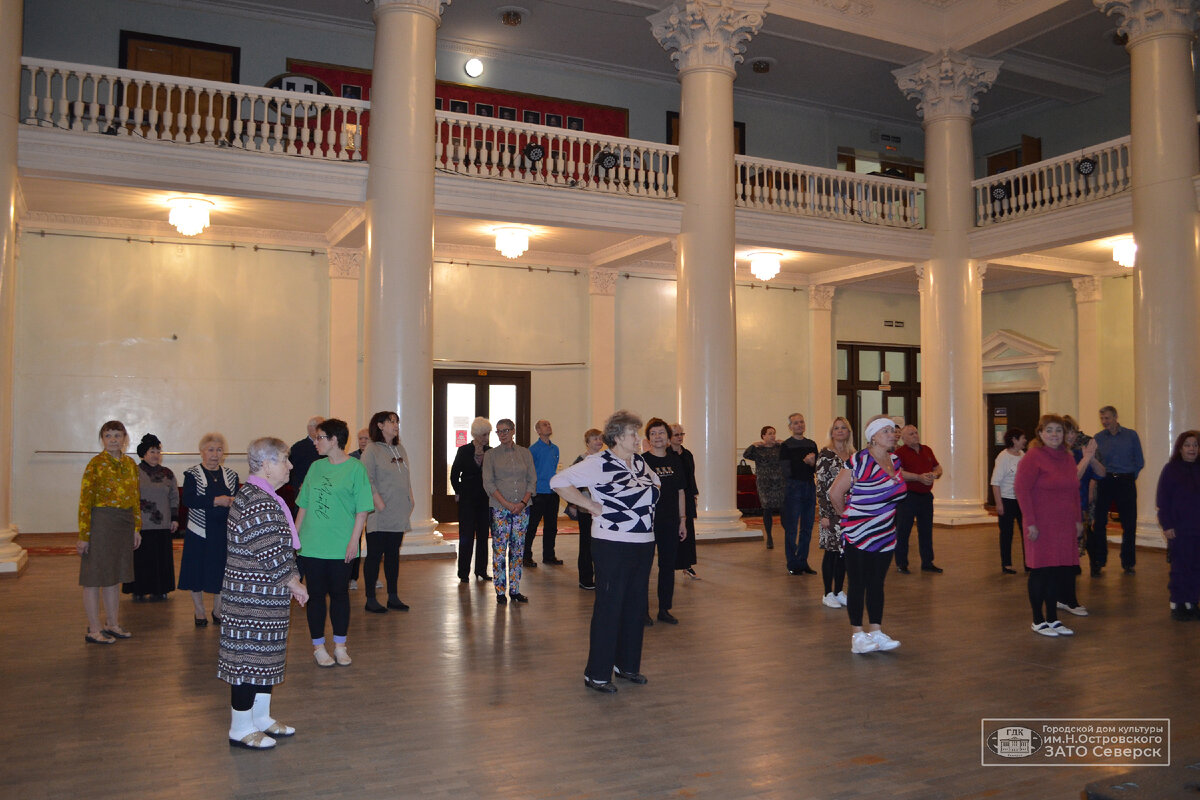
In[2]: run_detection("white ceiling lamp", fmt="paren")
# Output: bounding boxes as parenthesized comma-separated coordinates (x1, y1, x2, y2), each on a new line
(494, 226, 531, 259)
(167, 197, 214, 236)
(1112, 235, 1136, 269)
(464, 58, 484, 78)
(747, 251, 782, 282)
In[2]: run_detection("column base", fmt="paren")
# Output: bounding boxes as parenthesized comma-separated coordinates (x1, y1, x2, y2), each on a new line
(1130, 518, 1167, 551)
(932, 499, 993, 527)
(400, 517, 456, 558)
(694, 509, 753, 541)
(0, 526, 28, 577)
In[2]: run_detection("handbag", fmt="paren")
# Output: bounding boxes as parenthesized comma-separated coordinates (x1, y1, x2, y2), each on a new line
(737, 458, 753, 476)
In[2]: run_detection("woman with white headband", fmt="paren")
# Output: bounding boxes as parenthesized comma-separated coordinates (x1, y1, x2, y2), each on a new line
(828, 415, 909, 654)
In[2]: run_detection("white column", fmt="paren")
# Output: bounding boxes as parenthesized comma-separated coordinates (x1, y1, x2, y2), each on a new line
(366, 0, 453, 555)
(808, 285, 836, 431)
(0, 0, 25, 576)
(588, 267, 617, 427)
(895, 51, 1000, 526)
(651, 0, 766, 540)
(1096, 0, 1200, 540)
(1072, 277, 1103, 422)
(327, 248, 361, 425)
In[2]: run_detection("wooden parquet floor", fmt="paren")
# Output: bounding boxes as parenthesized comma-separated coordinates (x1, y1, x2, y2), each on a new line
(2, 525, 1196, 800)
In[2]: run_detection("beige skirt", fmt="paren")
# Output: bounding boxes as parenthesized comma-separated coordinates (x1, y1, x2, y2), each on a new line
(79, 507, 135, 587)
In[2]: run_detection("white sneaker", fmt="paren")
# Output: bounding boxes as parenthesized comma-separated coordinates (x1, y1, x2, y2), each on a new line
(375, 580, 384, 589)
(348, 579, 358, 591)
(851, 631, 879, 654)
(1048, 621, 1074, 636)
(1032, 622, 1059, 637)
(867, 630, 901, 651)
(1056, 602, 1089, 617)
(822, 593, 842, 608)
(836, 591, 847, 606)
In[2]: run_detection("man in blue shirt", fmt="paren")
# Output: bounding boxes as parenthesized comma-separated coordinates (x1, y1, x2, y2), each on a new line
(526, 419, 562, 566)
(1091, 405, 1145, 575)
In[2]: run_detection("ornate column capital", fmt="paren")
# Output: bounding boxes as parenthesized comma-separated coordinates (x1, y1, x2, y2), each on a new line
(589, 267, 618, 296)
(1072, 276, 1104, 303)
(374, 0, 450, 22)
(649, 0, 768, 75)
(808, 284, 835, 311)
(1095, 0, 1199, 43)
(974, 262, 988, 282)
(893, 50, 1002, 121)
(328, 247, 363, 279)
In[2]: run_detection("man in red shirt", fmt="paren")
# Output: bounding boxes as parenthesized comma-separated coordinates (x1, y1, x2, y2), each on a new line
(894, 425, 943, 574)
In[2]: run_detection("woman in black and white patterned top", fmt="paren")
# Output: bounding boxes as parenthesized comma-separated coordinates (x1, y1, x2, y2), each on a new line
(552, 410, 661, 694)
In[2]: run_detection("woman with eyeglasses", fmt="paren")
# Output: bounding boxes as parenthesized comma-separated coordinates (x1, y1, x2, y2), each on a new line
(359, 410, 414, 613)
(481, 419, 536, 604)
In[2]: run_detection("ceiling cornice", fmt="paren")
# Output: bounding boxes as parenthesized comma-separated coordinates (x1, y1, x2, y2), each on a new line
(19, 209, 330, 248)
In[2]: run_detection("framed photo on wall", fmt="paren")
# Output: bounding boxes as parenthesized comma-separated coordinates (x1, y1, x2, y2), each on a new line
(449, 99, 469, 114)
(523, 110, 541, 124)
(566, 116, 584, 131)
(498, 106, 517, 121)
(545, 113, 563, 128)
(475, 103, 494, 117)
(341, 84, 362, 100)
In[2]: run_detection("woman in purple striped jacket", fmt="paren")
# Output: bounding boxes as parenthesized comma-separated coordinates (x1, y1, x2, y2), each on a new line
(829, 415, 908, 655)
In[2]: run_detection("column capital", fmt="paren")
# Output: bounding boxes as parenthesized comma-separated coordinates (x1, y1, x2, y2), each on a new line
(893, 50, 1002, 121)
(374, 0, 450, 22)
(589, 267, 618, 296)
(808, 283, 835, 310)
(328, 247, 363, 279)
(974, 261, 988, 281)
(1095, 0, 1199, 43)
(650, 0, 767, 75)
(1072, 275, 1104, 303)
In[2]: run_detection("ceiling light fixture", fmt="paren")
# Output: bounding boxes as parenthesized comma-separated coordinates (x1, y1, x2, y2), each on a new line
(748, 251, 782, 282)
(464, 58, 484, 78)
(1112, 235, 1136, 269)
(494, 226, 531, 259)
(167, 197, 214, 236)
(498, 6, 528, 26)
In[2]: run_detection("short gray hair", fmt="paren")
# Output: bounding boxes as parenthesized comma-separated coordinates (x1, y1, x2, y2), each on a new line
(602, 409, 642, 448)
(198, 431, 227, 452)
(470, 416, 492, 438)
(247, 437, 289, 474)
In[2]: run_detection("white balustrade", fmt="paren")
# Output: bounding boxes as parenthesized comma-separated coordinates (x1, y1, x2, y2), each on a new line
(20, 58, 367, 161)
(734, 155, 925, 228)
(972, 136, 1131, 226)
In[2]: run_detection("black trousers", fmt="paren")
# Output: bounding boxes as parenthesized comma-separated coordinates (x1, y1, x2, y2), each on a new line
(1091, 475, 1138, 569)
(299, 556, 351, 640)
(577, 511, 595, 585)
(653, 519, 679, 612)
(457, 494, 491, 579)
(821, 550, 846, 595)
(230, 683, 271, 711)
(525, 493, 560, 561)
(586, 538, 654, 682)
(364, 530, 404, 599)
(1028, 565, 1072, 624)
(998, 497, 1025, 568)
(844, 544, 892, 627)
(894, 493, 935, 568)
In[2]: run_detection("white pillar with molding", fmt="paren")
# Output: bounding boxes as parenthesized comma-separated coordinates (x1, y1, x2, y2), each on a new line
(808, 285, 836, 434)
(1072, 276, 1103, 424)
(895, 50, 999, 526)
(651, 0, 766, 540)
(588, 267, 617, 427)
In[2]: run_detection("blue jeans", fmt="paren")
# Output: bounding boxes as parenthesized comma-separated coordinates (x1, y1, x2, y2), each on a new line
(780, 480, 816, 571)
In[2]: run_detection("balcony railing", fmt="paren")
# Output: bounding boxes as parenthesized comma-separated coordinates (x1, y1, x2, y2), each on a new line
(735, 155, 925, 228)
(972, 136, 1131, 226)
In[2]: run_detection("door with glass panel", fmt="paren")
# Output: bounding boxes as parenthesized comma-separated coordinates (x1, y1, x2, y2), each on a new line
(836, 344, 920, 444)
(432, 369, 531, 523)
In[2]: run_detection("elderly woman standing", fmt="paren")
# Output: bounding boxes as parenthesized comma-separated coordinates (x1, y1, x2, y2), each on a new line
(816, 417, 855, 609)
(123, 433, 179, 602)
(451, 416, 493, 583)
(829, 415, 907, 654)
(552, 410, 661, 693)
(78, 420, 142, 643)
(743, 426, 786, 549)
(360, 410, 414, 613)
(482, 418, 536, 604)
(1157, 430, 1200, 621)
(219, 437, 309, 750)
(180, 432, 239, 627)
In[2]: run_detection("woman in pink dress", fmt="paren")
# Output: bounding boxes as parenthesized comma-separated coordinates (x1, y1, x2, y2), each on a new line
(1014, 414, 1084, 638)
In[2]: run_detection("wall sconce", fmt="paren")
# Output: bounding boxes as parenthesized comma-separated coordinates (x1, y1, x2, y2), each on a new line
(167, 197, 214, 236)
(1112, 236, 1136, 269)
(747, 251, 782, 282)
(343, 123, 360, 152)
(494, 226, 531, 259)
(465, 58, 484, 78)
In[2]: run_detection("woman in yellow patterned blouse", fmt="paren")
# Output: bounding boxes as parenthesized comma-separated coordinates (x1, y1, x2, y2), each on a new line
(77, 420, 142, 644)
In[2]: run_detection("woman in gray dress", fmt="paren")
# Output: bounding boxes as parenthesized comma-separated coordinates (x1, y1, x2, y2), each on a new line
(219, 437, 308, 750)
(360, 410, 415, 613)
(743, 426, 786, 549)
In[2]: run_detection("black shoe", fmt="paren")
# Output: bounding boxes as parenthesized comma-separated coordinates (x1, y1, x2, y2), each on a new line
(1090, 567, 1102, 577)
(788, 568, 803, 576)
(614, 667, 648, 684)
(364, 597, 387, 614)
(544, 557, 564, 565)
(921, 564, 944, 573)
(800, 566, 817, 575)
(387, 597, 409, 611)
(584, 676, 618, 694)
(459, 575, 469, 583)
(522, 558, 538, 568)
(1002, 566, 1017, 574)
(132, 594, 146, 603)
(509, 592, 529, 603)
(897, 566, 911, 574)
(212, 612, 221, 625)
(656, 610, 678, 625)
(1171, 606, 1194, 621)
(194, 616, 208, 628)
(496, 594, 507, 605)
(644, 612, 654, 627)
(579, 581, 596, 590)
(476, 573, 492, 581)
(1124, 567, 1136, 575)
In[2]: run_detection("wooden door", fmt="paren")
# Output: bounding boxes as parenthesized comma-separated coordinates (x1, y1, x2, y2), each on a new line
(120, 32, 238, 141)
(985, 391, 1041, 507)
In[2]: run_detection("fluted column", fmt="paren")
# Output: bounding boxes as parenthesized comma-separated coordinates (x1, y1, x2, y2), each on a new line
(0, 0, 25, 576)
(895, 50, 1000, 525)
(808, 285, 836, 432)
(366, 0, 453, 554)
(327, 248, 362, 425)
(651, 0, 765, 539)
(1096, 0, 1200, 537)
(588, 267, 617, 427)
(1072, 277, 1103, 423)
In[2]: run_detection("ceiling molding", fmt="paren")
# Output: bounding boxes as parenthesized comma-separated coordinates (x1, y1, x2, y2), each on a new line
(986, 253, 1112, 276)
(969, 193, 1131, 259)
(326, 206, 365, 246)
(435, 241, 593, 270)
(735, 208, 932, 261)
(995, 51, 1106, 97)
(589, 235, 673, 266)
(809, 258, 916, 285)
(19, 209, 329, 247)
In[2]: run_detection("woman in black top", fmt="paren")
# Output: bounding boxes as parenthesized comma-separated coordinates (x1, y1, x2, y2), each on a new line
(451, 416, 493, 583)
(642, 417, 686, 625)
